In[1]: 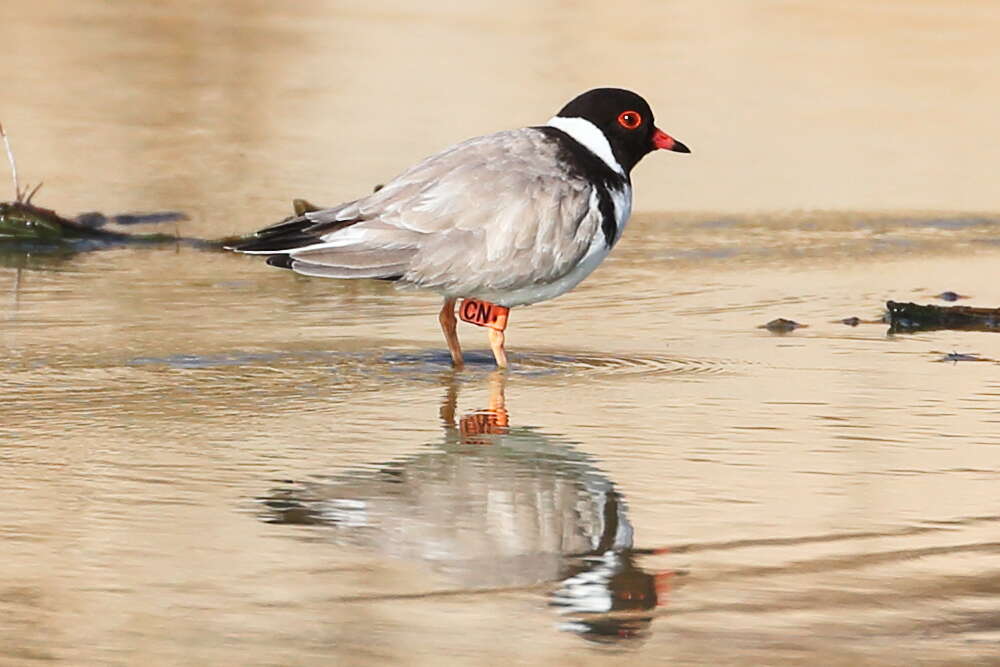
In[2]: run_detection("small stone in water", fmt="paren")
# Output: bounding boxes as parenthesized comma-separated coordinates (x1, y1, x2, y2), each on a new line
(760, 318, 805, 333)
(939, 351, 986, 363)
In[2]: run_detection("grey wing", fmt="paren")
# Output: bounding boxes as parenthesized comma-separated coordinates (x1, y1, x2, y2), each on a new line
(285, 128, 599, 292)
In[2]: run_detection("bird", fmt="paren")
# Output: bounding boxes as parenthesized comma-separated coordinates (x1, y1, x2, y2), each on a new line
(229, 88, 690, 369)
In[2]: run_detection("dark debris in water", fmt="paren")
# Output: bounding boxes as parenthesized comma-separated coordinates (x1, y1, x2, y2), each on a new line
(0, 199, 246, 263)
(887, 301, 1000, 334)
(833, 315, 887, 326)
(934, 291, 970, 302)
(1, 201, 138, 243)
(759, 318, 807, 333)
(935, 351, 995, 364)
(75, 210, 188, 227)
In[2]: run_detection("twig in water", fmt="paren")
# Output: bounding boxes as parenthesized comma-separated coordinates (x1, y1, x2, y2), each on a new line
(25, 181, 43, 205)
(0, 122, 23, 202)
(0, 124, 44, 204)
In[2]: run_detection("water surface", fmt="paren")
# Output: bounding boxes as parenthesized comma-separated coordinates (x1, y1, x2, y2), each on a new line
(5, 210, 1000, 664)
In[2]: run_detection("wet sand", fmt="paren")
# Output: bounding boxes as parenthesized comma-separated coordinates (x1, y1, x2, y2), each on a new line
(4, 2, 1000, 665)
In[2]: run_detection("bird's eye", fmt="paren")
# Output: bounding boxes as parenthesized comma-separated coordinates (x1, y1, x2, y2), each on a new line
(617, 111, 642, 130)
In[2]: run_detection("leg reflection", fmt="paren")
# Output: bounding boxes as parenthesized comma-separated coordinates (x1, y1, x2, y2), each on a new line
(451, 372, 509, 443)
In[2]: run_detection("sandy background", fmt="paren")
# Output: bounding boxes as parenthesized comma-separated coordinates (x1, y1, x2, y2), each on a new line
(2, 0, 998, 220)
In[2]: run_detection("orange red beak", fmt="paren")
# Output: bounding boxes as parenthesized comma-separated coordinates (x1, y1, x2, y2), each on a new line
(652, 128, 690, 153)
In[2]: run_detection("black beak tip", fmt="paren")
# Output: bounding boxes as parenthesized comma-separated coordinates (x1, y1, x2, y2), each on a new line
(672, 140, 691, 154)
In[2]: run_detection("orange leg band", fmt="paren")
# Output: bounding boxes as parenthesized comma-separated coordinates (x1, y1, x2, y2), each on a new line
(458, 298, 509, 331)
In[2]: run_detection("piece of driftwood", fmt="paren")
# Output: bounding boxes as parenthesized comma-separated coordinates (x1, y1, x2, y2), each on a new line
(0, 200, 179, 243)
(886, 300, 1000, 333)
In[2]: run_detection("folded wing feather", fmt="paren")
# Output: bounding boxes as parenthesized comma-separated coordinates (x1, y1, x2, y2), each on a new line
(248, 128, 597, 294)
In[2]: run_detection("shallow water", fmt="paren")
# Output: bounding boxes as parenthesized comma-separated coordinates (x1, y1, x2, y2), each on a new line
(5, 211, 1000, 665)
(5, 1, 1000, 665)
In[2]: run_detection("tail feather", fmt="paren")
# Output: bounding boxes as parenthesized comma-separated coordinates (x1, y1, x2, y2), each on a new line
(228, 212, 360, 253)
(230, 200, 414, 283)
(291, 261, 408, 280)
(231, 232, 323, 253)
(292, 247, 415, 268)
(266, 254, 294, 269)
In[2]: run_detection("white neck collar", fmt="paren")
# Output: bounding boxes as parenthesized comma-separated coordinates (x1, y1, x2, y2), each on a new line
(545, 116, 624, 176)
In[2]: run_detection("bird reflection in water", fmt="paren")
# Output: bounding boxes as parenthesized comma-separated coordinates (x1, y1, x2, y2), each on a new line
(257, 372, 673, 642)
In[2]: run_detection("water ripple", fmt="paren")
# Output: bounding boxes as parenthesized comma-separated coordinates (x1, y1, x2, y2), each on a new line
(380, 349, 742, 379)
(122, 348, 742, 380)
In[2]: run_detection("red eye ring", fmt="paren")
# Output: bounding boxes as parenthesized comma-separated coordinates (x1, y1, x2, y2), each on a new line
(617, 110, 642, 130)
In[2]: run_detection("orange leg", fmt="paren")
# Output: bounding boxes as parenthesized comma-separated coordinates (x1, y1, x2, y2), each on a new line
(438, 298, 464, 369)
(487, 327, 508, 369)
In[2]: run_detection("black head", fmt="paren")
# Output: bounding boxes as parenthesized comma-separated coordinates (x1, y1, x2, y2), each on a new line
(555, 88, 689, 173)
